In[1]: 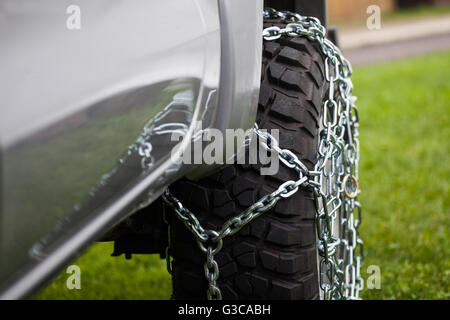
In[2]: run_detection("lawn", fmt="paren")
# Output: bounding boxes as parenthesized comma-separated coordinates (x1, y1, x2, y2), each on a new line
(354, 51, 449, 299)
(34, 51, 450, 300)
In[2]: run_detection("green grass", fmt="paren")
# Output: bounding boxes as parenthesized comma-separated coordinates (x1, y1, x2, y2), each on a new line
(354, 51, 450, 299)
(34, 51, 450, 300)
(34, 242, 172, 300)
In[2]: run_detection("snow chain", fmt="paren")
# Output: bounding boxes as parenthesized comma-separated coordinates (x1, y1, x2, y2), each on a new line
(162, 8, 363, 300)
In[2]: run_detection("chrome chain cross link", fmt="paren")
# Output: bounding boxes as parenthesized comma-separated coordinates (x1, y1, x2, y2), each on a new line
(162, 8, 363, 300)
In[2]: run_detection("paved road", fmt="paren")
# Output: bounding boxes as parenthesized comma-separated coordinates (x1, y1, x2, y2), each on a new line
(337, 14, 450, 66)
(342, 32, 450, 66)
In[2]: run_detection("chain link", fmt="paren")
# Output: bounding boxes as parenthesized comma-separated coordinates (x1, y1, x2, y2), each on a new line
(162, 8, 363, 300)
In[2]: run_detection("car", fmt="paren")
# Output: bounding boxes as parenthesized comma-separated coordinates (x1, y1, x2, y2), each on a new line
(0, 0, 362, 300)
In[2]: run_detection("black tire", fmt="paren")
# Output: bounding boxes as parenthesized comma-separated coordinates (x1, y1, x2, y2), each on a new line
(167, 19, 327, 300)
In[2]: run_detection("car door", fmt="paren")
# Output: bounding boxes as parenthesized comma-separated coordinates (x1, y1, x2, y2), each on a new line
(0, 0, 221, 297)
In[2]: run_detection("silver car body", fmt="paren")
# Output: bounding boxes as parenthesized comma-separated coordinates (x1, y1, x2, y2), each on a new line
(0, 0, 263, 298)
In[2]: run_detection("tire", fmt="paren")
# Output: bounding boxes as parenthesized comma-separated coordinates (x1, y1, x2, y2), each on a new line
(167, 19, 327, 300)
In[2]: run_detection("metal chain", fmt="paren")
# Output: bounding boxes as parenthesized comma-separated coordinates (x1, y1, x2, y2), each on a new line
(162, 8, 363, 300)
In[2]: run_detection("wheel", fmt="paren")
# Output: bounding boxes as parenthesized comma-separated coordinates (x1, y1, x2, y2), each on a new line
(166, 19, 327, 300)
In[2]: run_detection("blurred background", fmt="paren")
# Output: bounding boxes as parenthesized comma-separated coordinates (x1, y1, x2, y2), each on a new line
(35, 0, 449, 300)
